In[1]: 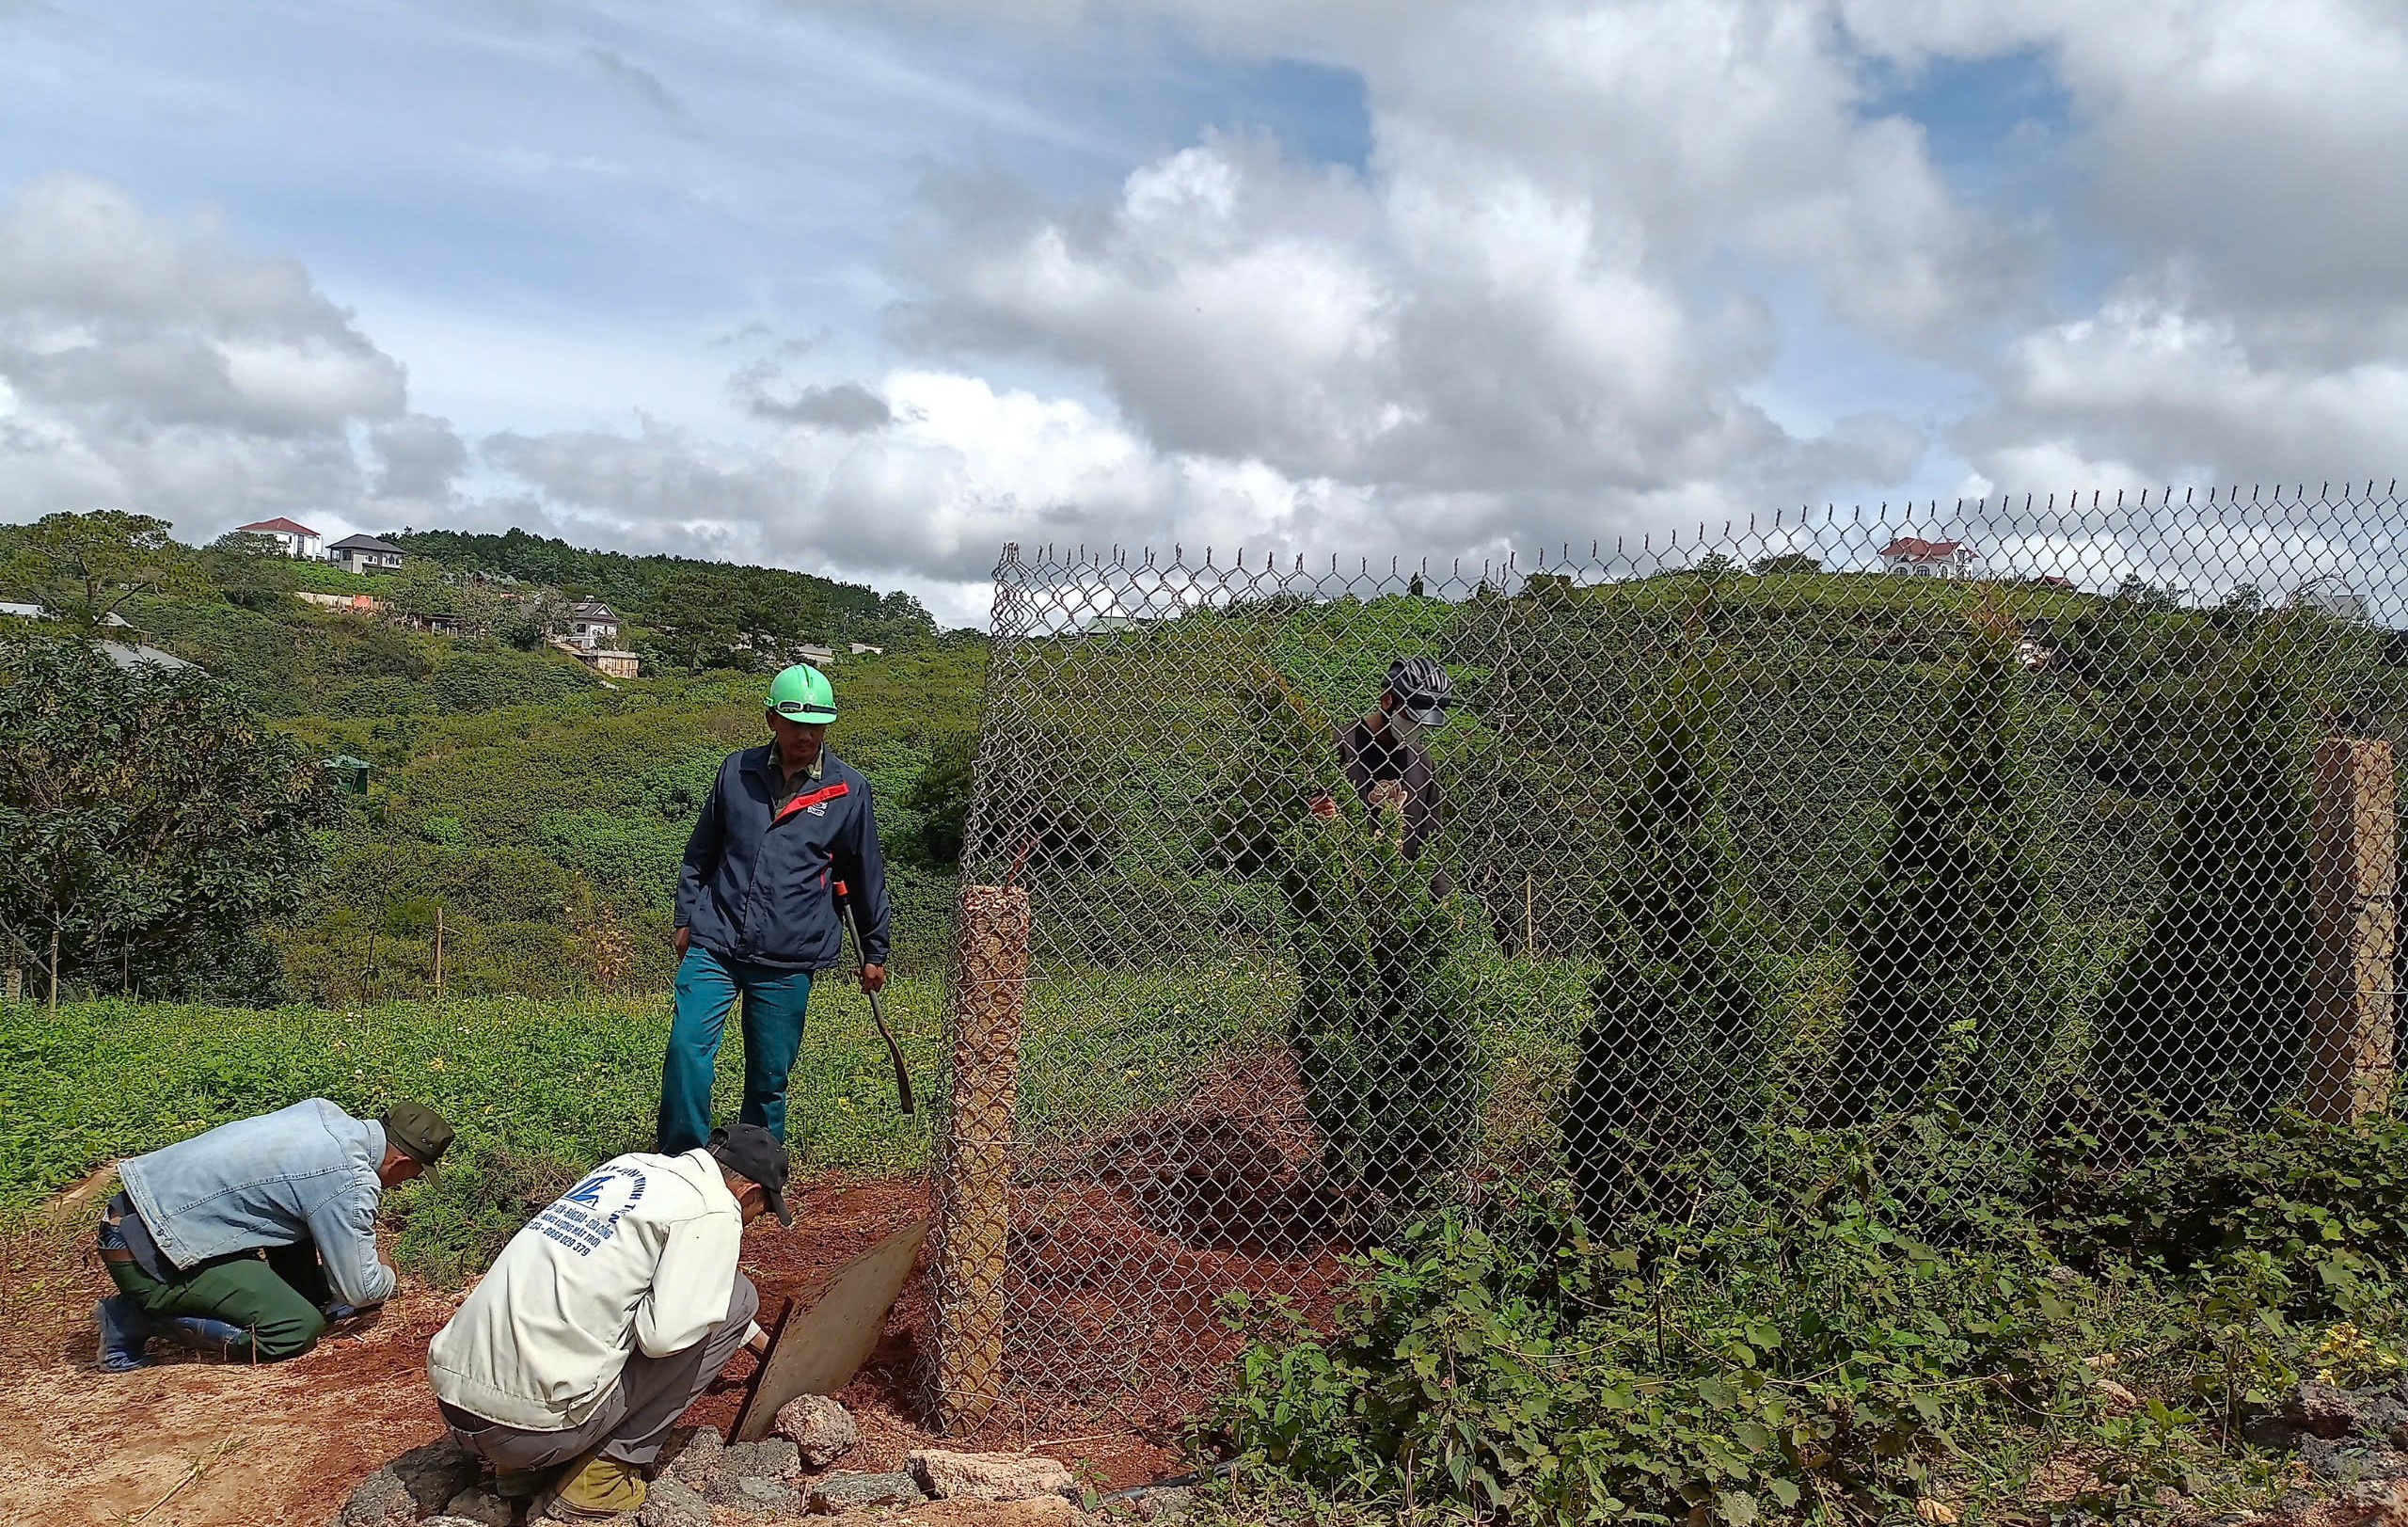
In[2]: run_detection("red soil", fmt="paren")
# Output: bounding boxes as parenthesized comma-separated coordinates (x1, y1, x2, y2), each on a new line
(0, 1051, 1353, 1523)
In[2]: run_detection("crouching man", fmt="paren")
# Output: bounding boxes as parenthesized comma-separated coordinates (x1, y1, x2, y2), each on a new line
(426, 1123, 790, 1519)
(95, 1098, 452, 1371)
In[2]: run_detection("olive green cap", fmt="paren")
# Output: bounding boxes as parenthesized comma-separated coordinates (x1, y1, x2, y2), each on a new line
(380, 1102, 453, 1171)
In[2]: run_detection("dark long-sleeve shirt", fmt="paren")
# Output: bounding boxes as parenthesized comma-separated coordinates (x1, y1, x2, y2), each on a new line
(1335, 716, 1450, 896)
(675, 743, 891, 969)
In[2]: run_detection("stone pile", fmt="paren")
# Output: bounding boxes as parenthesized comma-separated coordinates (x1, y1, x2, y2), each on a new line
(326, 1398, 1202, 1525)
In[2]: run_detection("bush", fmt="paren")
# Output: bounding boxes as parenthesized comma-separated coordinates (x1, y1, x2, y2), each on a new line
(2090, 648, 2314, 1126)
(0, 636, 331, 1004)
(1566, 662, 1766, 1226)
(1280, 783, 1478, 1222)
(1824, 620, 2054, 1125)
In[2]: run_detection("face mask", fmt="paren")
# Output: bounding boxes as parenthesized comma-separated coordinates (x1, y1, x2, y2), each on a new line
(1386, 712, 1425, 749)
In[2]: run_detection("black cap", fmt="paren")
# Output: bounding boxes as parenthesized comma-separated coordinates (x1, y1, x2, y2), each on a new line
(380, 1102, 454, 1171)
(1386, 656, 1451, 727)
(707, 1123, 794, 1228)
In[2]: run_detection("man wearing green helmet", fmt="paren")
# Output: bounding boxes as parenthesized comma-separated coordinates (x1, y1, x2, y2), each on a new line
(660, 662, 892, 1156)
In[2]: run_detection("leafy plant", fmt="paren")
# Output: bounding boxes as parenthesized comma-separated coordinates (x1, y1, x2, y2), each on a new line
(1824, 617, 2054, 1126)
(0, 636, 333, 1003)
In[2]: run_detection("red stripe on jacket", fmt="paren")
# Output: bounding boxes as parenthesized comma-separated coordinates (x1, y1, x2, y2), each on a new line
(773, 781, 850, 824)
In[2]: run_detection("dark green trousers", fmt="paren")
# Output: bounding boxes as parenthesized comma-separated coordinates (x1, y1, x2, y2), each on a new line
(105, 1241, 331, 1361)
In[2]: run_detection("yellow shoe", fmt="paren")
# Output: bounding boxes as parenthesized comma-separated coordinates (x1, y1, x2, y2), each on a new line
(548, 1454, 646, 1519)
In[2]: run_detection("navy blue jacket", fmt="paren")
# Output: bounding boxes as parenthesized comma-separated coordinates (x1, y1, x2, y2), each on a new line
(675, 744, 891, 970)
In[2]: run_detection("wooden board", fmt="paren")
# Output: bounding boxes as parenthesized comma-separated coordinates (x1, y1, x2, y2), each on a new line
(732, 1217, 929, 1442)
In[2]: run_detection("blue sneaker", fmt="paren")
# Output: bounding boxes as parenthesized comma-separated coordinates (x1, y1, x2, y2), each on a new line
(159, 1315, 252, 1360)
(93, 1296, 154, 1373)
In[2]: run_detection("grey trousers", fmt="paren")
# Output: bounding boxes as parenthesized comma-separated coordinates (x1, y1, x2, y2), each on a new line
(443, 1273, 759, 1470)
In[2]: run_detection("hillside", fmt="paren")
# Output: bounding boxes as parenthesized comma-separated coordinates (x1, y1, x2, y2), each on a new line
(0, 513, 988, 1005)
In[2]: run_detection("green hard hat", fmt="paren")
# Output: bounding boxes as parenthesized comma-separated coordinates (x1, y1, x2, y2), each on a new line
(766, 663, 837, 724)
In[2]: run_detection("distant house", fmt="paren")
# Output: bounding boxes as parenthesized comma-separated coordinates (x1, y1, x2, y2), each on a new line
(1085, 614, 1160, 634)
(796, 644, 835, 666)
(2290, 580, 2370, 623)
(1879, 537, 1979, 579)
(848, 641, 884, 656)
(0, 600, 194, 670)
(2030, 574, 2077, 592)
(568, 600, 621, 650)
(327, 533, 407, 575)
(584, 650, 641, 679)
(234, 517, 323, 560)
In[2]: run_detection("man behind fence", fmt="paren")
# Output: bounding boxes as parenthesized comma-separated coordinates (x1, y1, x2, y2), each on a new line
(1313, 656, 1454, 896)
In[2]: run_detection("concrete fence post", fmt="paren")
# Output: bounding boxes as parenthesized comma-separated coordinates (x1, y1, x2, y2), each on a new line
(2303, 738, 2399, 1122)
(926, 883, 1031, 1434)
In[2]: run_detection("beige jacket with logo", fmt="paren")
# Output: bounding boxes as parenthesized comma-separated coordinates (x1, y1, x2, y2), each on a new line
(428, 1148, 741, 1431)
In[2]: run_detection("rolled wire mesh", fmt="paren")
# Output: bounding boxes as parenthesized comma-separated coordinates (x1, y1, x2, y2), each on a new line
(929, 484, 2406, 1435)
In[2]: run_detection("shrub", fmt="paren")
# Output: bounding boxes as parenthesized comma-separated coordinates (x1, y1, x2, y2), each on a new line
(1271, 681, 1477, 1221)
(1824, 620, 2054, 1125)
(1565, 662, 1766, 1226)
(2090, 648, 2313, 1126)
(0, 636, 331, 1004)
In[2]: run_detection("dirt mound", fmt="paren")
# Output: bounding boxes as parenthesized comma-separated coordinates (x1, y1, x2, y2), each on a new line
(990, 1048, 1354, 1442)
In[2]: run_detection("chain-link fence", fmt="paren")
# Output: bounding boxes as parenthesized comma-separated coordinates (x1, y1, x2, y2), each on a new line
(927, 484, 2405, 1434)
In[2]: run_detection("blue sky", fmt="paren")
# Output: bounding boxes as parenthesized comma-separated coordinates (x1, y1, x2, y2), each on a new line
(2, 0, 2400, 624)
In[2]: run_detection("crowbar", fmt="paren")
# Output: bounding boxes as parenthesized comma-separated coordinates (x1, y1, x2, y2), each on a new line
(833, 879, 912, 1115)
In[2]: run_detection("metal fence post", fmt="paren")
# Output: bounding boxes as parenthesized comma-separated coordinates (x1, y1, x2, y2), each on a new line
(927, 882, 1031, 1434)
(2303, 738, 2399, 1122)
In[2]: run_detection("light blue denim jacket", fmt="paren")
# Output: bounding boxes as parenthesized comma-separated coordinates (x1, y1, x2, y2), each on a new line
(118, 1099, 396, 1308)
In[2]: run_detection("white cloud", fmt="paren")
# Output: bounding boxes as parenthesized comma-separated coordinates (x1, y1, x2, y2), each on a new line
(3, 0, 2403, 628)
(0, 173, 403, 529)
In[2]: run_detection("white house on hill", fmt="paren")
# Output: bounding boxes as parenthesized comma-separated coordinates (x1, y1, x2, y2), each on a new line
(235, 517, 322, 560)
(327, 533, 407, 575)
(1879, 537, 1979, 579)
(568, 600, 621, 649)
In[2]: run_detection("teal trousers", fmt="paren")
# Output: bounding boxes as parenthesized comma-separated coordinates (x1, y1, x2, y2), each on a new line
(657, 946, 813, 1156)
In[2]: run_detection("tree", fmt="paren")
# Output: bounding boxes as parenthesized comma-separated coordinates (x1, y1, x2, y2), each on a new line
(1270, 679, 1476, 1223)
(2092, 649, 2313, 1126)
(202, 532, 300, 612)
(1564, 663, 1763, 1225)
(903, 731, 977, 867)
(1823, 618, 2054, 1125)
(0, 636, 333, 1002)
(382, 558, 459, 622)
(1753, 553, 1824, 576)
(1, 511, 203, 631)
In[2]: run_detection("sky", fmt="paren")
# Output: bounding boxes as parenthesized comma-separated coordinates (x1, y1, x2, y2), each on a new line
(0, 0, 2401, 628)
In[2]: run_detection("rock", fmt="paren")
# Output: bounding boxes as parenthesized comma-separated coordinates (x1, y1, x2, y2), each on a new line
(772, 1394, 860, 1470)
(661, 1426, 726, 1491)
(336, 1440, 484, 1525)
(2337, 1481, 2408, 1527)
(636, 1477, 713, 1527)
(807, 1471, 927, 1513)
(440, 1488, 515, 1527)
(1124, 1486, 1196, 1522)
(2097, 1378, 2140, 1415)
(2302, 1433, 2408, 1483)
(910, 1449, 1080, 1503)
(730, 1475, 804, 1517)
(2290, 1381, 2408, 1443)
(420, 1519, 485, 1527)
(716, 1439, 804, 1488)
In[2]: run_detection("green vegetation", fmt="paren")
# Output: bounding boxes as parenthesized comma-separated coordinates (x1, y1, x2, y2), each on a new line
(1, 512, 989, 1006)
(1824, 616, 2054, 1127)
(390, 525, 940, 664)
(1215, 1112, 2408, 1524)
(0, 639, 332, 1003)
(1566, 660, 1766, 1224)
